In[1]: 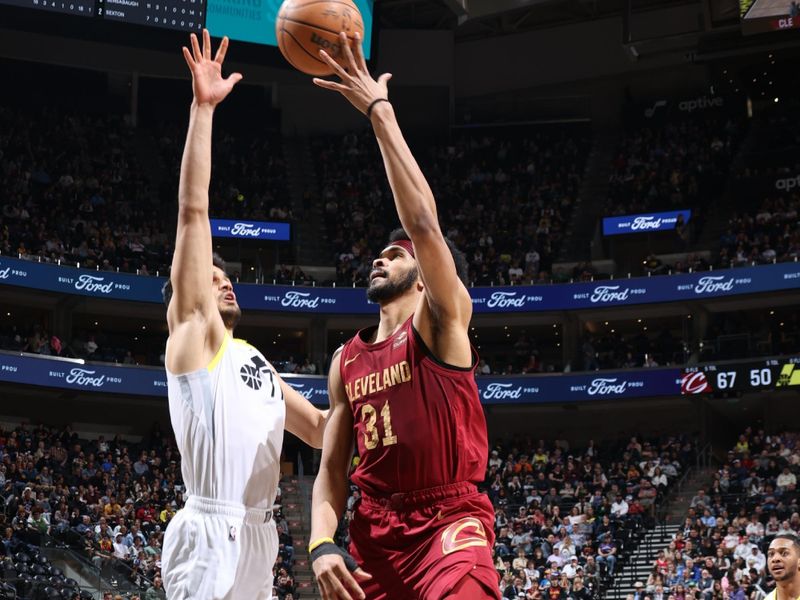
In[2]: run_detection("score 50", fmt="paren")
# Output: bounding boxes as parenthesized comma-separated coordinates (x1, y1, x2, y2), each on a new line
(716, 368, 773, 389)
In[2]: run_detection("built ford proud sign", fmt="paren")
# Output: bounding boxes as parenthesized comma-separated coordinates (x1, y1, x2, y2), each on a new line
(602, 210, 691, 236)
(0, 256, 798, 313)
(210, 219, 290, 241)
(1, 351, 798, 404)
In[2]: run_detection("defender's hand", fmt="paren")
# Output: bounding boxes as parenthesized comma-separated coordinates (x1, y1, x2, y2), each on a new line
(312, 31, 391, 116)
(181, 29, 243, 107)
(312, 552, 372, 600)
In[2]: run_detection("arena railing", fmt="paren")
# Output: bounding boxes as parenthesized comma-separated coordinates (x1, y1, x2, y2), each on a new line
(41, 531, 156, 595)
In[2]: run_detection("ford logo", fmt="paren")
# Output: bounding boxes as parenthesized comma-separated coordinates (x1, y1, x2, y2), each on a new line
(66, 367, 106, 387)
(230, 222, 262, 237)
(587, 378, 628, 395)
(280, 291, 321, 309)
(486, 292, 526, 309)
(482, 382, 523, 400)
(590, 285, 630, 303)
(694, 276, 735, 294)
(631, 216, 663, 230)
(74, 274, 114, 294)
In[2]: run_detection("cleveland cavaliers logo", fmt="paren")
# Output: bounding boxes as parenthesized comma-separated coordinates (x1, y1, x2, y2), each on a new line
(440, 517, 488, 556)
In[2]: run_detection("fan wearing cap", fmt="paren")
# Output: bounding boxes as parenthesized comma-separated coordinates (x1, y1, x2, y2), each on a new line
(562, 556, 580, 580)
(309, 31, 497, 600)
(633, 581, 645, 600)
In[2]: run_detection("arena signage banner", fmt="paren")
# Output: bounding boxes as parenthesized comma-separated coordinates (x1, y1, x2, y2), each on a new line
(210, 219, 291, 241)
(0, 351, 681, 404)
(0, 353, 168, 396)
(3, 353, 799, 404)
(233, 285, 377, 314)
(476, 369, 683, 404)
(643, 96, 725, 118)
(602, 210, 691, 236)
(0, 256, 798, 314)
(774, 174, 800, 192)
(0, 257, 166, 302)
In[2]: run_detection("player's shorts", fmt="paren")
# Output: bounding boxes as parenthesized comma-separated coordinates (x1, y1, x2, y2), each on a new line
(162, 496, 278, 600)
(349, 481, 501, 600)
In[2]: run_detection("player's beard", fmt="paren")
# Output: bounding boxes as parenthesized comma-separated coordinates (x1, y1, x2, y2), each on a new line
(772, 562, 798, 581)
(219, 304, 242, 331)
(367, 265, 419, 304)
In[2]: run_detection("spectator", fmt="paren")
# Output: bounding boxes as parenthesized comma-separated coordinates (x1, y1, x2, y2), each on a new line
(596, 533, 618, 576)
(611, 494, 629, 519)
(777, 467, 797, 491)
(144, 576, 167, 600)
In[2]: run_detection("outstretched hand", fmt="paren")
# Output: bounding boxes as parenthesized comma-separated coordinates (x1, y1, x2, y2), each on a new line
(313, 553, 372, 600)
(313, 32, 392, 116)
(182, 29, 243, 107)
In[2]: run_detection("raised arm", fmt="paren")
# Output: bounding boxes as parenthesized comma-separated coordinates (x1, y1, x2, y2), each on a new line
(166, 30, 242, 373)
(310, 351, 371, 600)
(279, 375, 328, 449)
(313, 35, 472, 366)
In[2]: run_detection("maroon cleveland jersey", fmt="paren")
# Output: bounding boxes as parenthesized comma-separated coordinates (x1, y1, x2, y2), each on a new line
(339, 315, 488, 495)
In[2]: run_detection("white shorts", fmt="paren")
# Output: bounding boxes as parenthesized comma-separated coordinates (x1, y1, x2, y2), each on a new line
(162, 496, 278, 600)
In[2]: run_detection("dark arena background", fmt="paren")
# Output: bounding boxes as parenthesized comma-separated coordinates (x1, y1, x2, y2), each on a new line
(1, 0, 800, 597)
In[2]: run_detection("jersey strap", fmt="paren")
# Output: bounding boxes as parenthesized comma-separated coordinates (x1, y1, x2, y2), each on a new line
(207, 334, 230, 372)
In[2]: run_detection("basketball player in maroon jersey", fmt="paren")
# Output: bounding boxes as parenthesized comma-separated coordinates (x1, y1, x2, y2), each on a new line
(307, 33, 500, 600)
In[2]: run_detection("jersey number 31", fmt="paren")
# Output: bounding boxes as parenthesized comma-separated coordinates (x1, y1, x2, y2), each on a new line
(361, 401, 398, 450)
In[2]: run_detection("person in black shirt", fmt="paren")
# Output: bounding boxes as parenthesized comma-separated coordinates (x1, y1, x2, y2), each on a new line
(594, 514, 615, 539)
(496, 526, 514, 558)
(568, 577, 591, 600)
(503, 575, 526, 600)
(698, 536, 716, 558)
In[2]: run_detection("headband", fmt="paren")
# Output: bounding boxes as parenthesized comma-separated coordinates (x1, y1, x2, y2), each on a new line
(386, 239, 415, 258)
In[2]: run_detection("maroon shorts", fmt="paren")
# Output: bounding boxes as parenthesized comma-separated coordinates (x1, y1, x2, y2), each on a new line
(348, 482, 500, 600)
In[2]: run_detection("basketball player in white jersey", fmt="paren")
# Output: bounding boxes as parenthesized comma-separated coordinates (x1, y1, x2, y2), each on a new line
(161, 30, 328, 600)
(766, 534, 800, 600)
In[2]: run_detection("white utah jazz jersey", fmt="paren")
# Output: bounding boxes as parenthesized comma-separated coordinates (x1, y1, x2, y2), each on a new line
(166, 335, 285, 509)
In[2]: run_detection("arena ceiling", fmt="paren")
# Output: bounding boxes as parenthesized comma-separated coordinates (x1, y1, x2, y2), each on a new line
(375, 0, 701, 40)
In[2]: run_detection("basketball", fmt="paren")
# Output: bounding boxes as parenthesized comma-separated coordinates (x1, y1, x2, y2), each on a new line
(275, 0, 365, 76)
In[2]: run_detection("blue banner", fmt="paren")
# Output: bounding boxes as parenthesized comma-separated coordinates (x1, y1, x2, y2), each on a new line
(476, 369, 681, 404)
(0, 256, 798, 313)
(603, 210, 691, 236)
(0, 257, 166, 303)
(0, 353, 168, 397)
(0, 351, 682, 404)
(210, 219, 291, 241)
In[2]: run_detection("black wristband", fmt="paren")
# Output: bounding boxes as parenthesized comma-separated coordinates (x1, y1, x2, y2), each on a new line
(309, 541, 359, 572)
(367, 98, 390, 119)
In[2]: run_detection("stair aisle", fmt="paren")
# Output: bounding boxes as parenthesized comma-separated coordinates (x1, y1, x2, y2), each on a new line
(559, 130, 619, 263)
(281, 476, 321, 600)
(604, 524, 681, 600)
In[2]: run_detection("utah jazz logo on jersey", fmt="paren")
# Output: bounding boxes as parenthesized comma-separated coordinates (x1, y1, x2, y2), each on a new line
(239, 354, 274, 391)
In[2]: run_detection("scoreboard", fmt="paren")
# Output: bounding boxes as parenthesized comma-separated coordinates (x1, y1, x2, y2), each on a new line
(0, 0, 374, 53)
(101, 0, 204, 31)
(1, 0, 95, 17)
(681, 357, 800, 395)
(0, 0, 202, 25)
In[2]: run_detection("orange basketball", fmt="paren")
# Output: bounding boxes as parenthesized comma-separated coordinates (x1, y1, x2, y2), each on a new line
(275, 0, 365, 76)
